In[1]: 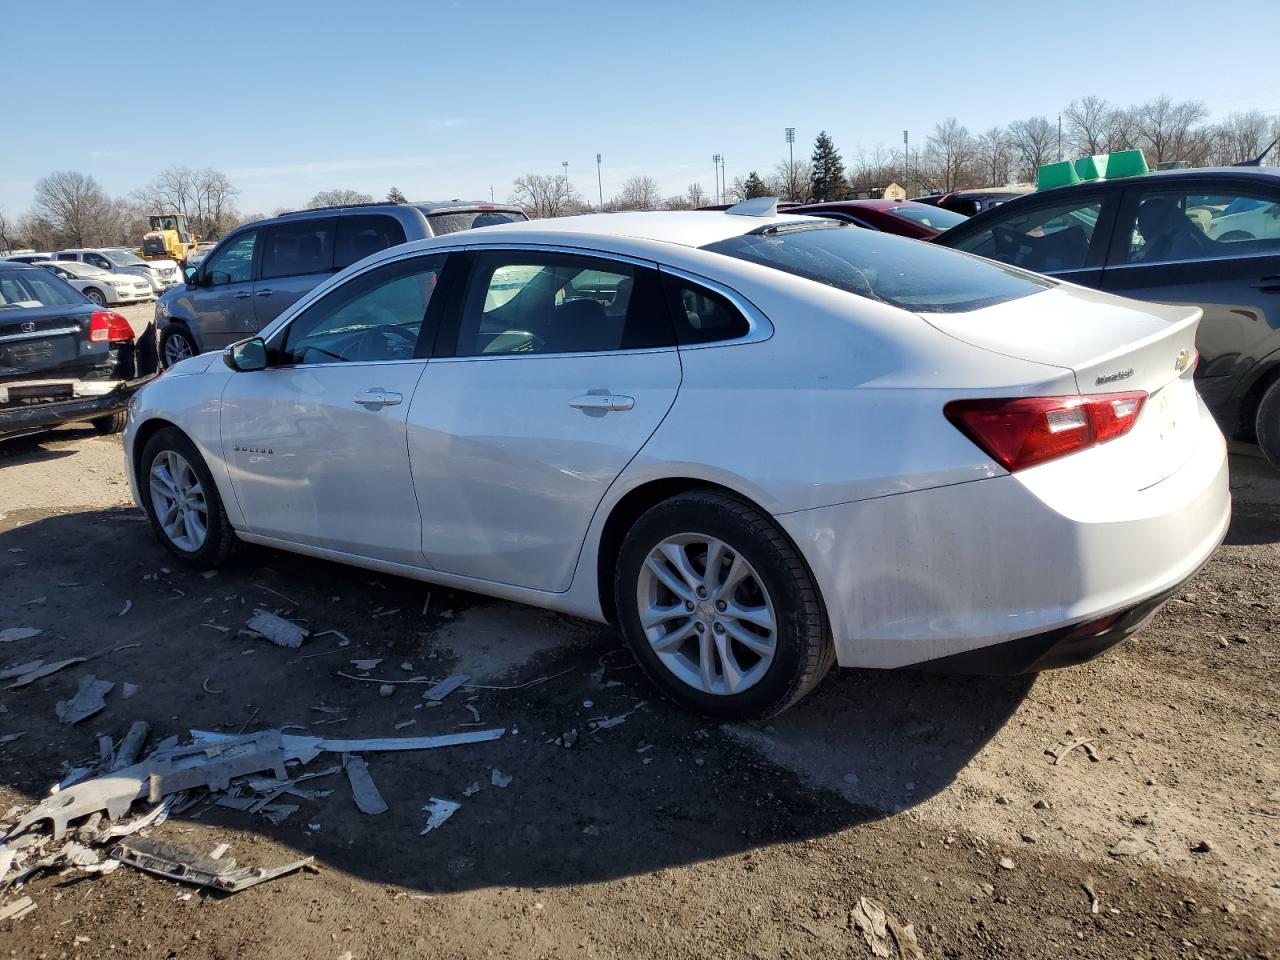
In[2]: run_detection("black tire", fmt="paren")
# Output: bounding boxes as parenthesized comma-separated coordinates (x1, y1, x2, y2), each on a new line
(1255, 376, 1280, 470)
(85, 287, 107, 306)
(139, 426, 236, 568)
(614, 491, 834, 720)
(160, 326, 198, 368)
(91, 410, 127, 434)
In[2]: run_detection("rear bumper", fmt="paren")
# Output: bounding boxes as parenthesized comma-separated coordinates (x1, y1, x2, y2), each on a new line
(776, 403, 1230, 669)
(0, 381, 142, 437)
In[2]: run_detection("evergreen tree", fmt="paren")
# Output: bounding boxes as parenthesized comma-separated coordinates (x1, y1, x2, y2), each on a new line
(742, 171, 770, 199)
(387, 186, 407, 203)
(809, 131, 849, 201)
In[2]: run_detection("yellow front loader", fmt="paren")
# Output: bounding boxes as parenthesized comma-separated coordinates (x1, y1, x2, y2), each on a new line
(139, 214, 198, 265)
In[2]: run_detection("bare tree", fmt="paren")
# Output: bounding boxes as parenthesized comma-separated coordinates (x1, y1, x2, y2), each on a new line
(509, 173, 582, 218)
(1063, 96, 1116, 155)
(970, 128, 1010, 186)
(663, 195, 692, 210)
(307, 188, 374, 209)
(0, 209, 16, 253)
(770, 158, 813, 202)
(615, 175, 664, 210)
(1134, 96, 1209, 165)
(923, 118, 977, 192)
(1205, 111, 1273, 165)
(1008, 116, 1057, 181)
(685, 183, 708, 208)
(32, 171, 115, 247)
(198, 170, 241, 239)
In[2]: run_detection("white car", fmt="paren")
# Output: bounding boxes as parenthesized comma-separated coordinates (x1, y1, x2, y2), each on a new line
(54, 248, 181, 295)
(33, 259, 153, 306)
(123, 201, 1230, 718)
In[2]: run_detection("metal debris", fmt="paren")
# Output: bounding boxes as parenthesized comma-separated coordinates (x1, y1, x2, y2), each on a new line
(111, 722, 150, 772)
(343, 754, 388, 815)
(8, 657, 87, 690)
(113, 836, 313, 893)
(260, 803, 298, 825)
(490, 768, 512, 788)
(55, 675, 115, 725)
(423, 673, 469, 701)
(0, 628, 41, 643)
(246, 609, 309, 649)
(419, 798, 460, 834)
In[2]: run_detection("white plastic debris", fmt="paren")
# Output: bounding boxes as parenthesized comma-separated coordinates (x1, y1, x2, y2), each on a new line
(342, 754, 388, 816)
(490, 769, 512, 788)
(245, 609, 309, 649)
(419, 798, 460, 834)
(0, 628, 42, 643)
(55, 676, 115, 725)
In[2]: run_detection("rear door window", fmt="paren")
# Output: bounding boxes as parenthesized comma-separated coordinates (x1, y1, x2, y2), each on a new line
(1122, 188, 1280, 264)
(662, 276, 750, 344)
(947, 198, 1104, 273)
(261, 218, 336, 280)
(335, 214, 407, 269)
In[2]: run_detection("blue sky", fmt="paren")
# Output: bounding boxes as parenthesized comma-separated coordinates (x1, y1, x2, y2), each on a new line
(3, 0, 1277, 216)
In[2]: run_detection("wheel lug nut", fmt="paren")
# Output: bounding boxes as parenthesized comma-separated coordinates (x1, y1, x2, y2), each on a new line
(715, 600, 726, 612)
(713, 622, 725, 634)
(685, 601, 695, 611)
(694, 622, 705, 633)
(696, 586, 708, 599)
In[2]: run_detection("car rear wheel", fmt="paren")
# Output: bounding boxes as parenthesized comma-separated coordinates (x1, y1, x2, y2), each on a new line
(1255, 376, 1280, 470)
(140, 427, 235, 568)
(91, 411, 127, 434)
(85, 288, 107, 306)
(615, 491, 833, 720)
(160, 326, 197, 367)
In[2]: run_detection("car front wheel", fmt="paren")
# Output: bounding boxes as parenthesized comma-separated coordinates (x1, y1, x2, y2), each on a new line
(615, 491, 834, 720)
(160, 326, 197, 367)
(1255, 376, 1280, 470)
(140, 427, 236, 568)
(85, 288, 107, 306)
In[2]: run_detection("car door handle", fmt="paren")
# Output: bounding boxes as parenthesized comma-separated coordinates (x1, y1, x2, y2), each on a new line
(256, 288, 274, 297)
(233, 291, 252, 299)
(353, 388, 403, 407)
(1253, 276, 1280, 293)
(570, 393, 634, 412)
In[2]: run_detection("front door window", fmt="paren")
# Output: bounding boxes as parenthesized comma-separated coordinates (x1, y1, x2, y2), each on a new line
(950, 199, 1103, 273)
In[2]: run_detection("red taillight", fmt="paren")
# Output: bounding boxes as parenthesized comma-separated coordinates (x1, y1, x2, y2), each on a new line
(944, 391, 1147, 472)
(88, 310, 133, 344)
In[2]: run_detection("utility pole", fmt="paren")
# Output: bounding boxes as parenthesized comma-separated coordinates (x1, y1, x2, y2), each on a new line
(712, 153, 721, 204)
(489, 184, 494, 203)
(1057, 113, 1062, 162)
(562, 160, 569, 198)
(596, 153, 603, 211)
(720, 155, 727, 200)
(785, 127, 795, 199)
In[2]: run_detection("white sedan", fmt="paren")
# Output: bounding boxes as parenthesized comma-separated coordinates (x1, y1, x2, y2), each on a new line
(34, 259, 153, 306)
(123, 201, 1230, 718)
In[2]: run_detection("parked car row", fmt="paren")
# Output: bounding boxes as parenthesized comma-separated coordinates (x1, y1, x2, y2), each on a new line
(4, 247, 183, 298)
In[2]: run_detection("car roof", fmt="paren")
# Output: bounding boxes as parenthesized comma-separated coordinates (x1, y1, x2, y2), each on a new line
(457, 209, 818, 249)
(791, 199, 926, 212)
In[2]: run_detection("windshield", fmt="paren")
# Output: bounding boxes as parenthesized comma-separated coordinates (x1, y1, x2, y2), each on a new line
(702, 222, 1052, 313)
(889, 204, 968, 231)
(106, 249, 146, 267)
(427, 210, 526, 236)
(0, 268, 85, 308)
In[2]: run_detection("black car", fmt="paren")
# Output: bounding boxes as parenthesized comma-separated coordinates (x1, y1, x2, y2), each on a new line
(913, 188, 1033, 216)
(933, 167, 1280, 465)
(0, 262, 156, 441)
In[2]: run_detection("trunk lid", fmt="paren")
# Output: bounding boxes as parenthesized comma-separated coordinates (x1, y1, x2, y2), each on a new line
(923, 283, 1203, 488)
(0, 300, 101, 408)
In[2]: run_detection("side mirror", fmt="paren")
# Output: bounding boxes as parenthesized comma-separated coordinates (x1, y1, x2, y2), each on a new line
(184, 266, 198, 284)
(223, 337, 268, 372)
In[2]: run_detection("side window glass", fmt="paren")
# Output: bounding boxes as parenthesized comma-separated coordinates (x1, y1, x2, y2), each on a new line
(261, 218, 336, 280)
(335, 214, 407, 270)
(1127, 191, 1280, 264)
(281, 255, 444, 365)
(205, 232, 257, 286)
(951, 200, 1102, 272)
(455, 253, 672, 357)
(662, 276, 749, 345)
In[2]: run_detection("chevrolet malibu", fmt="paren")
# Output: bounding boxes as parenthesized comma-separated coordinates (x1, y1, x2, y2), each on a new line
(123, 201, 1230, 719)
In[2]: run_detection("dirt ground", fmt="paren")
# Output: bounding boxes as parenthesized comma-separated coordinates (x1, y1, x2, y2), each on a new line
(0, 423, 1276, 959)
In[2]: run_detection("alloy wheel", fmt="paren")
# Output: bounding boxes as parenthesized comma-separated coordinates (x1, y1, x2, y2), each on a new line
(635, 533, 777, 695)
(149, 450, 208, 552)
(163, 332, 194, 366)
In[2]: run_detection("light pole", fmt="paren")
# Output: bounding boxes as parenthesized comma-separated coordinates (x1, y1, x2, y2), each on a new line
(719, 155, 727, 200)
(596, 153, 603, 211)
(712, 153, 721, 204)
(785, 127, 795, 199)
(562, 160, 569, 198)
(903, 129, 909, 193)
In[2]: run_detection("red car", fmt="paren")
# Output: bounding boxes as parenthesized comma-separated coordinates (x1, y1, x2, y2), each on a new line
(787, 199, 968, 239)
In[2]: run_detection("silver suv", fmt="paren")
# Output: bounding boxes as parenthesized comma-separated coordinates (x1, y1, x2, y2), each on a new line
(153, 200, 526, 366)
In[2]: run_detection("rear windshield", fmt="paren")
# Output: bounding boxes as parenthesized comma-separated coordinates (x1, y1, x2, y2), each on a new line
(889, 204, 967, 231)
(427, 210, 526, 236)
(702, 222, 1051, 313)
(0, 269, 85, 308)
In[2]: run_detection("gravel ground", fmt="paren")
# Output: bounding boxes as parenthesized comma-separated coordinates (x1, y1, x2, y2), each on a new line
(0, 427, 1275, 959)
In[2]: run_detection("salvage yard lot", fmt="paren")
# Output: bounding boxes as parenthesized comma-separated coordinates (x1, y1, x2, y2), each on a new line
(0, 427, 1276, 958)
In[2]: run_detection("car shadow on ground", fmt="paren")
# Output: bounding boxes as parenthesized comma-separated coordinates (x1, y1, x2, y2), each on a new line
(0, 429, 91, 466)
(1224, 444, 1280, 546)
(0, 506, 1033, 895)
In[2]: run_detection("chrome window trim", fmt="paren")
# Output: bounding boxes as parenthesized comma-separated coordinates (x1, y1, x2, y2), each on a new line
(1108, 249, 1280, 271)
(657, 264, 774, 349)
